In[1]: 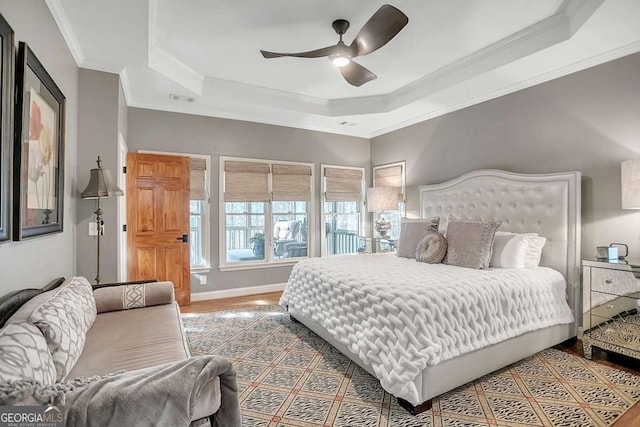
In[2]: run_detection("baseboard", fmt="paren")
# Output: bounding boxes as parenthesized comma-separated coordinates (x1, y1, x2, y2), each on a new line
(190, 282, 287, 302)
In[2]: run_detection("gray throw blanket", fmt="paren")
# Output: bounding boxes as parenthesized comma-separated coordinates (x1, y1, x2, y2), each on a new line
(0, 356, 241, 427)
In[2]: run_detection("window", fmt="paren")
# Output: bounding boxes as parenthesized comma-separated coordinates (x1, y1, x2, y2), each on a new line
(321, 165, 365, 256)
(190, 200, 206, 267)
(220, 157, 314, 270)
(372, 161, 406, 240)
(139, 151, 211, 272)
(189, 157, 209, 270)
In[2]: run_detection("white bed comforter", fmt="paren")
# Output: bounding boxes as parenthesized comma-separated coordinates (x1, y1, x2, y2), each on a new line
(280, 253, 574, 403)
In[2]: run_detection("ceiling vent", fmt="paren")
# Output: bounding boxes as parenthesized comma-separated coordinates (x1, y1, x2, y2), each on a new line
(169, 94, 195, 103)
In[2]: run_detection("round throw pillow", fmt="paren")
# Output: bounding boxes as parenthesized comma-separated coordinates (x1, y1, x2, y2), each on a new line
(415, 231, 447, 263)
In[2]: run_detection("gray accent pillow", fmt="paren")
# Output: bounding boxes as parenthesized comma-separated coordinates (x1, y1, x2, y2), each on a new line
(415, 231, 447, 264)
(6, 279, 74, 325)
(396, 218, 440, 259)
(29, 277, 96, 381)
(0, 322, 57, 385)
(444, 217, 501, 269)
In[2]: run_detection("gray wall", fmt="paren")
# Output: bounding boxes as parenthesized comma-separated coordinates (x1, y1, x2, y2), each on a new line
(0, 0, 78, 291)
(76, 70, 122, 283)
(128, 108, 370, 293)
(371, 53, 640, 261)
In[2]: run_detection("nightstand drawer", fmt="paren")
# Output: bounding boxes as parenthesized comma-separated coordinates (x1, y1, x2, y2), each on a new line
(590, 267, 640, 293)
(589, 292, 640, 319)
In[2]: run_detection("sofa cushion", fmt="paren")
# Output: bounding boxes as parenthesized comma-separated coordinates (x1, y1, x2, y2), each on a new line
(29, 277, 96, 381)
(0, 322, 57, 385)
(68, 302, 191, 378)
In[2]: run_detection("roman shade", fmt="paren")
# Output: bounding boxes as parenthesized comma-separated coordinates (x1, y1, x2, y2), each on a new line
(224, 160, 270, 202)
(190, 158, 207, 201)
(374, 164, 403, 202)
(325, 167, 363, 202)
(272, 164, 312, 201)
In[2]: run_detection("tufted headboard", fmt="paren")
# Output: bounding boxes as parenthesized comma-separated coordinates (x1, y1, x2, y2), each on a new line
(419, 170, 581, 316)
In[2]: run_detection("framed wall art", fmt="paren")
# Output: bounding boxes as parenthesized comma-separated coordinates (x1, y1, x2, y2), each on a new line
(0, 14, 14, 242)
(13, 42, 66, 240)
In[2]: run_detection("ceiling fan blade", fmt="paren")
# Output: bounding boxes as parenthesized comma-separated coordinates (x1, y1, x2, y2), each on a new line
(339, 60, 377, 87)
(260, 45, 337, 59)
(350, 4, 408, 57)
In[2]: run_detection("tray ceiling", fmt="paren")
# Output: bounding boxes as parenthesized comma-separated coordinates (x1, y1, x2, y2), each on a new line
(50, 0, 640, 137)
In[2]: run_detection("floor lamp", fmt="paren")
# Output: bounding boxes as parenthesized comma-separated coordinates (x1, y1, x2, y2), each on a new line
(81, 156, 123, 285)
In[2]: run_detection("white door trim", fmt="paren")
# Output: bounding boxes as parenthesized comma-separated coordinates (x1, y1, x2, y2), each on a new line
(117, 134, 128, 282)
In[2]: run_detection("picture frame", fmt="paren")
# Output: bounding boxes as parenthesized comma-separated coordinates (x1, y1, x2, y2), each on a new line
(13, 42, 66, 240)
(0, 14, 14, 242)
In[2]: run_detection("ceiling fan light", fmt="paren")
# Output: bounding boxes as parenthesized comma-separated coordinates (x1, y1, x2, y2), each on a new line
(332, 56, 350, 67)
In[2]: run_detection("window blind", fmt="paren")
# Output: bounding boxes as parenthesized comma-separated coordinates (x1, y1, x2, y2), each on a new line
(374, 165, 403, 202)
(272, 164, 312, 201)
(324, 167, 363, 202)
(224, 160, 270, 202)
(190, 158, 207, 201)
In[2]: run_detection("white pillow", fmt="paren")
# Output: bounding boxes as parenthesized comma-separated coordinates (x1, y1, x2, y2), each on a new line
(490, 232, 546, 269)
(524, 235, 546, 267)
(490, 232, 529, 268)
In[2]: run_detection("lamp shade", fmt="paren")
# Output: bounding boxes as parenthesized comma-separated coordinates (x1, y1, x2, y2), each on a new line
(621, 159, 640, 209)
(81, 157, 124, 199)
(366, 186, 399, 212)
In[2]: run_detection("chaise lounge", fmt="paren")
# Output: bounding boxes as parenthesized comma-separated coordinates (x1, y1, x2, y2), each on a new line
(0, 276, 241, 426)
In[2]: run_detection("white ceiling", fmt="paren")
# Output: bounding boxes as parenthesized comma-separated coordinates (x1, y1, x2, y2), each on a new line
(49, 0, 640, 138)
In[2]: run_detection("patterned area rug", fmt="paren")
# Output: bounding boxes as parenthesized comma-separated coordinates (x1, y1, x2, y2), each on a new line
(182, 305, 640, 427)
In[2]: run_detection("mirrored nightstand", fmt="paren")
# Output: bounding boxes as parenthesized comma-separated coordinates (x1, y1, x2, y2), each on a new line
(582, 259, 640, 361)
(357, 236, 395, 254)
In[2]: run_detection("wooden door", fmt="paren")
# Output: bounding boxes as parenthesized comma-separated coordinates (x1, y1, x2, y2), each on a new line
(127, 153, 191, 305)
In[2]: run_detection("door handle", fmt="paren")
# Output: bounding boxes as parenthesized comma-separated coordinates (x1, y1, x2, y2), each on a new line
(177, 234, 188, 243)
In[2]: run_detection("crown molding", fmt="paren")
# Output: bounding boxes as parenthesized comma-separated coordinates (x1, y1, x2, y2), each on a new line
(45, 0, 85, 65)
(368, 39, 640, 138)
(126, 100, 371, 139)
(565, 0, 606, 35)
(203, 77, 330, 115)
(79, 61, 123, 75)
(147, 46, 205, 95)
(147, 0, 203, 95)
(119, 67, 132, 105)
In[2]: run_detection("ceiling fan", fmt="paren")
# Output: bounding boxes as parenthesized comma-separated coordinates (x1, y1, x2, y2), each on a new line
(259, 4, 409, 87)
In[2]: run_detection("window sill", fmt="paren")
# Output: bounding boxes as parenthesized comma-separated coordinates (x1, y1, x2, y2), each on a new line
(191, 266, 212, 274)
(218, 259, 301, 272)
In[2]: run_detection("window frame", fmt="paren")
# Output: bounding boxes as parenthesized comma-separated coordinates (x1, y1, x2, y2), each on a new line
(320, 164, 366, 257)
(139, 150, 212, 273)
(372, 161, 406, 240)
(219, 156, 315, 272)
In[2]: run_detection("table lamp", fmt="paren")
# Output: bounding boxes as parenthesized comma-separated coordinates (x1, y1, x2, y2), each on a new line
(366, 186, 399, 238)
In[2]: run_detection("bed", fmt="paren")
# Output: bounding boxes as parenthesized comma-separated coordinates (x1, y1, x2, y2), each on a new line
(280, 169, 581, 413)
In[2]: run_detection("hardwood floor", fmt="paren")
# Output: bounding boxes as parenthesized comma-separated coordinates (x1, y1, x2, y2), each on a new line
(183, 291, 640, 425)
(181, 291, 282, 313)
